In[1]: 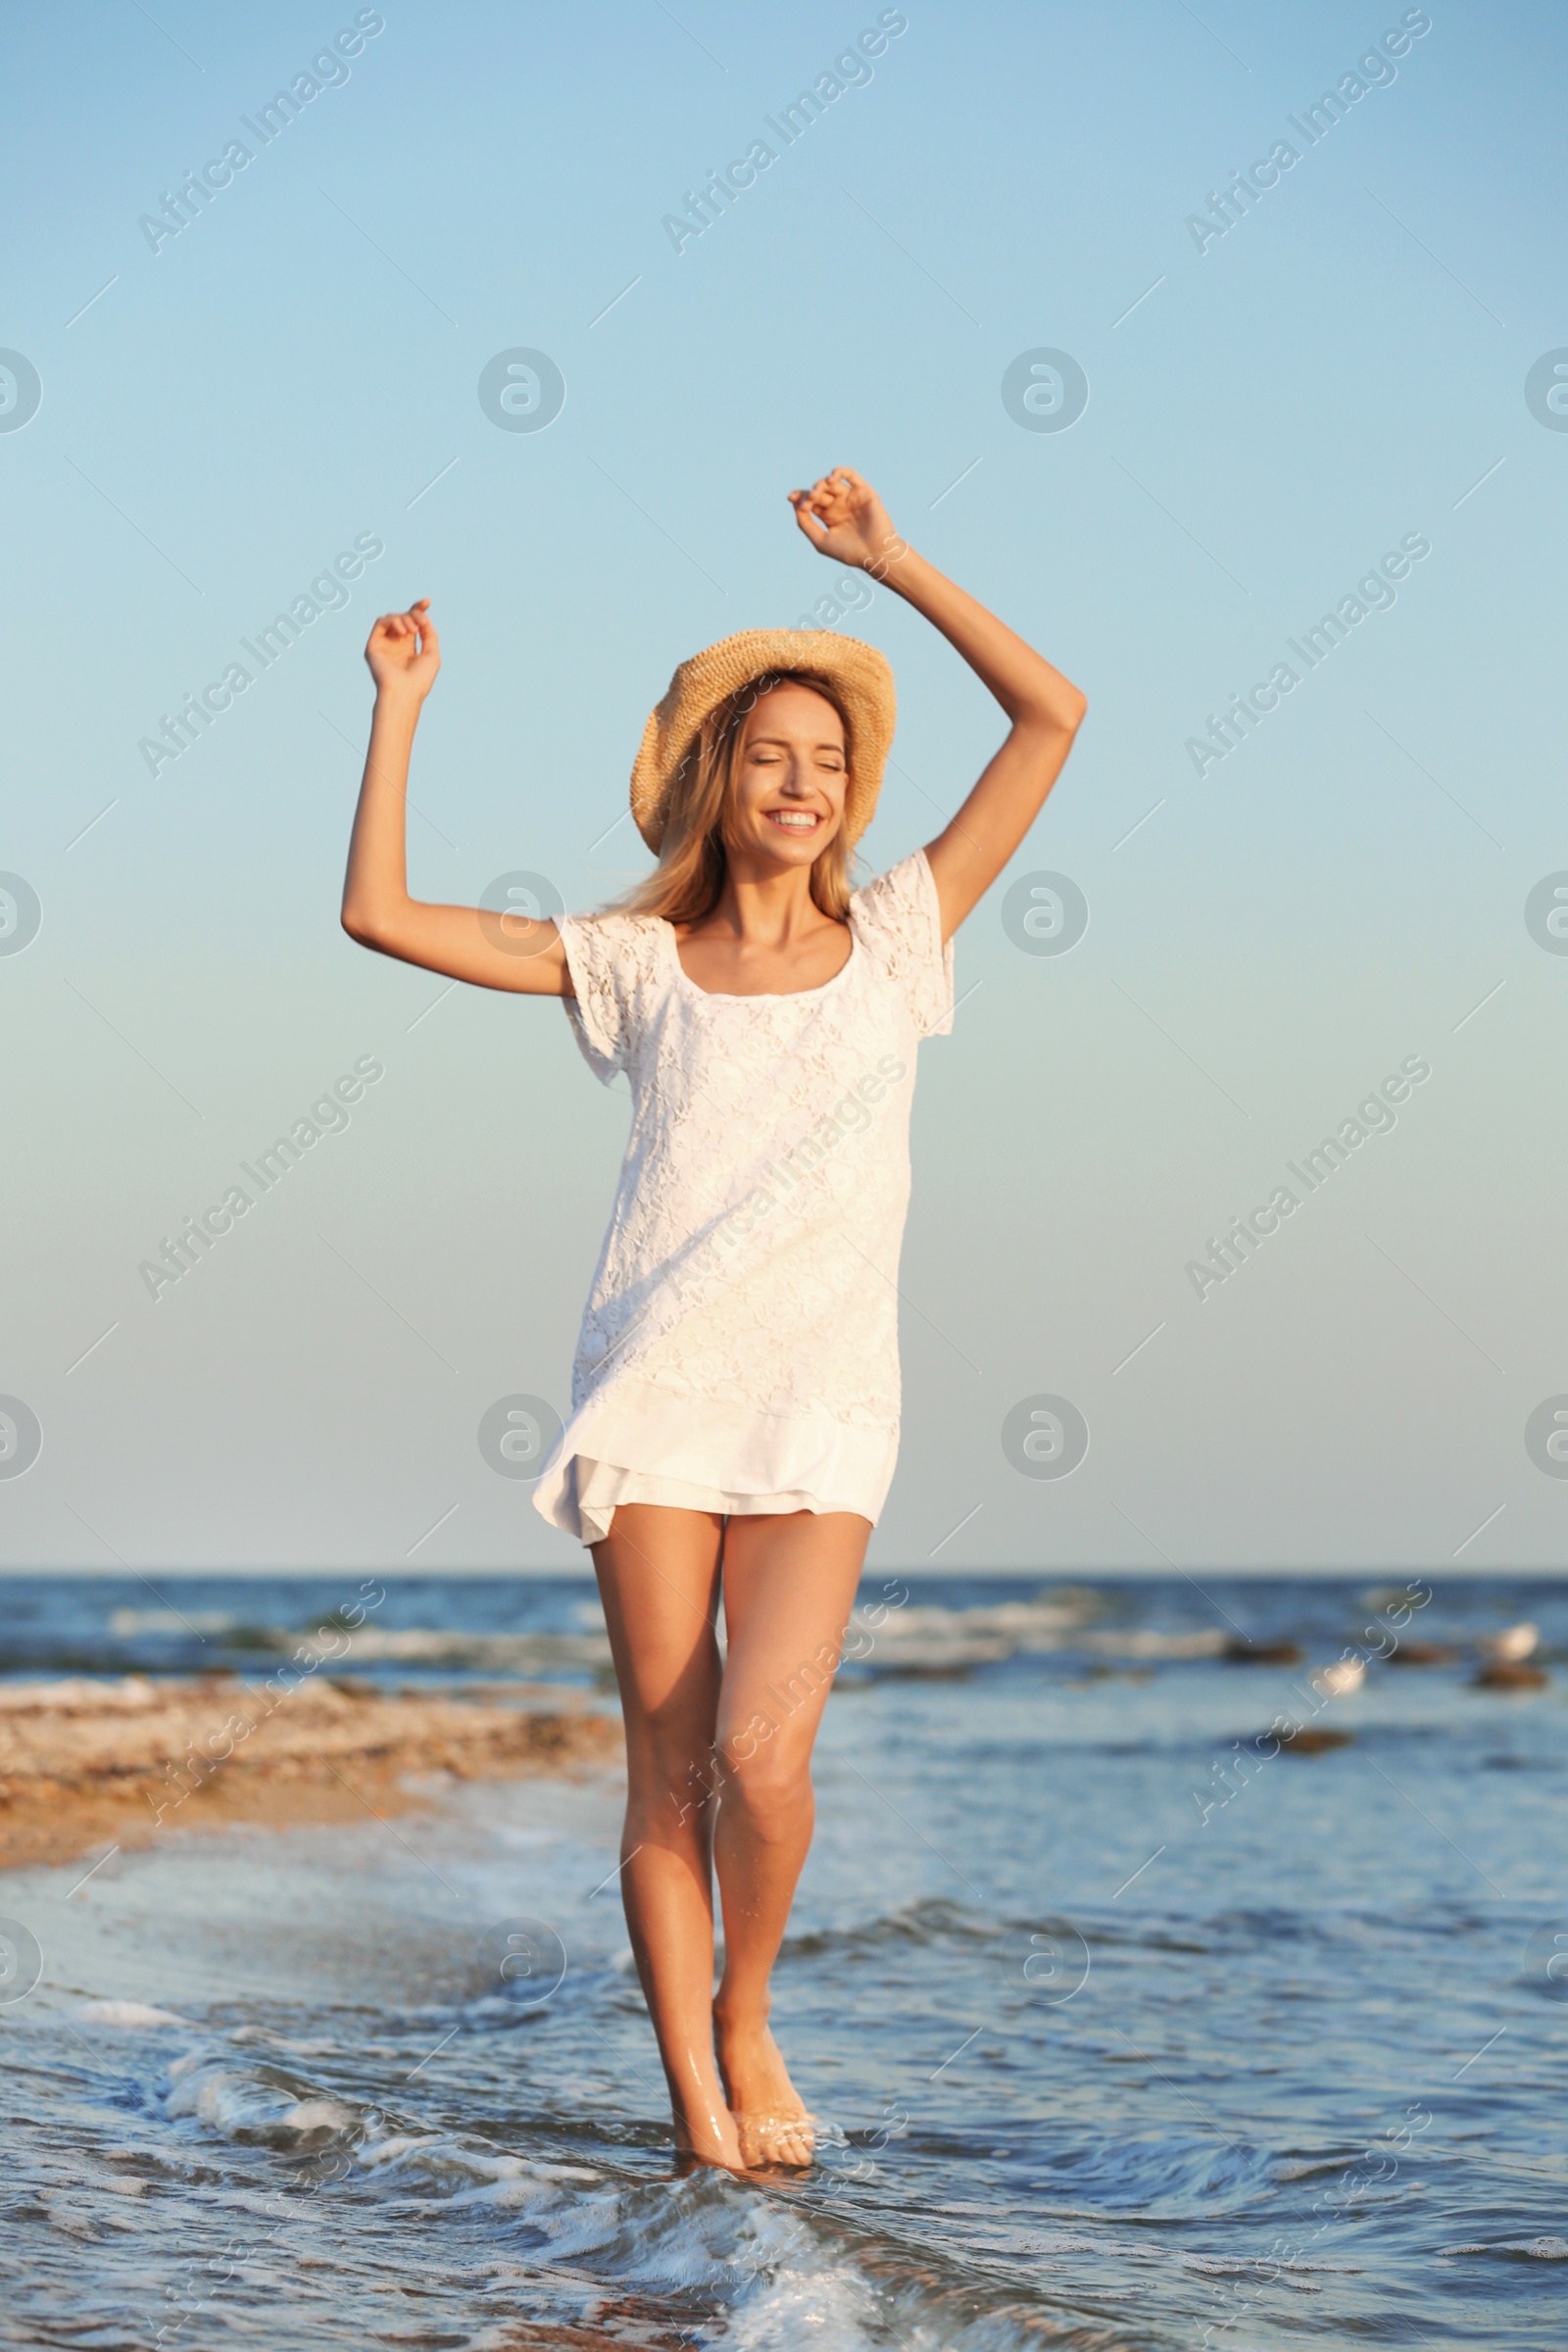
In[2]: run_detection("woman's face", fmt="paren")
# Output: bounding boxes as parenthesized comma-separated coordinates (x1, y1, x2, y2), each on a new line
(724, 682, 849, 870)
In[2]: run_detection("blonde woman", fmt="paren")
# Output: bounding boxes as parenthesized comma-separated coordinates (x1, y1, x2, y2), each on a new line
(342, 467, 1086, 2171)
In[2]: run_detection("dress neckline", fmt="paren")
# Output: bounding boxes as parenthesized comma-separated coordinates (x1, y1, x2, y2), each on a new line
(663, 908, 858, 1003)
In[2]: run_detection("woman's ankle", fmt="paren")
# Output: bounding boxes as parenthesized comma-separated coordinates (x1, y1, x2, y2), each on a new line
(712, 1988, 771, 2041)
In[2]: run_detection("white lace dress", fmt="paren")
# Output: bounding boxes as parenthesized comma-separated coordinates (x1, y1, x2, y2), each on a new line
(533, 850, 955, 1544)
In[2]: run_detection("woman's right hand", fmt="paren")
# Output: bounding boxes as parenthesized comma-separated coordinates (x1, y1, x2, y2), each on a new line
(345, 594, 568, 997)
(366, 598, 441, 703)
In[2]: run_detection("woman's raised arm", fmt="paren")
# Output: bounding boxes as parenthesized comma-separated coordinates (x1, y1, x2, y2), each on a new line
(340, 600, 570, 996)
(788, 470, 1087, 941)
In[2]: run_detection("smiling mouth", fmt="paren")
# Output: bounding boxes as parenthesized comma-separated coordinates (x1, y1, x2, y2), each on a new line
(764, 809, 823, 833)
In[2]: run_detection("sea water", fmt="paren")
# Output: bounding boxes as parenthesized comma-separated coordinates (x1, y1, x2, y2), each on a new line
(1, 1572, 1565, 2349)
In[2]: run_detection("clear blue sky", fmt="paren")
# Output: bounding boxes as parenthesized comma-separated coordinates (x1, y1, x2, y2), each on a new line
(4, 0, 1566, 1573)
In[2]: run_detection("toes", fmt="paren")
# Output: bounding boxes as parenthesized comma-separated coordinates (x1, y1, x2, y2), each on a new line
(734, 2110, 816, 2170)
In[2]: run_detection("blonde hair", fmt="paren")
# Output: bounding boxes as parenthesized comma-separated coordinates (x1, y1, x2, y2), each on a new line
(613, 671, 857, 927)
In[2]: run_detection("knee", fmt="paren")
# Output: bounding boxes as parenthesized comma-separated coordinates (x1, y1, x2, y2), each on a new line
(717, 1738, 811, 1836)
(625, 1707, 719, 1826)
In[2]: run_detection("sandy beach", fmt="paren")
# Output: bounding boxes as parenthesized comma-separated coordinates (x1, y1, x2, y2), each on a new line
(0, 1672, 622, 1873)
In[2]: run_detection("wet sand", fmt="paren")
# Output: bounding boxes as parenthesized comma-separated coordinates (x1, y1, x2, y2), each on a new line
(0, 1673, 622, 1872)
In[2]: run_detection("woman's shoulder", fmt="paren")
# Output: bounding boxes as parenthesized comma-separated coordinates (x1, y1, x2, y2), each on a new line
(565, 904, 667, 943)
(850, 847, 938, 938)
(561, 908, 672, 1027)
(556, 906, 671, 1083)
(560, 904, 670, 976)
(849, 848, 954, 1037)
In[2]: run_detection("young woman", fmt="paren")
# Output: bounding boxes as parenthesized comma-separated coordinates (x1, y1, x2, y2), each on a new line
(341, 467, 1086, 2172)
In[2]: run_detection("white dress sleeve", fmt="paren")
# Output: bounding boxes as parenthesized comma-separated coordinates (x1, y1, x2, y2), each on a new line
(556, 911, 662, 1084)
(852, 849, 956, 1038)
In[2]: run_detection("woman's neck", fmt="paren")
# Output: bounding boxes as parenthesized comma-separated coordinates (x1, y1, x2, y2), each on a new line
(685, 858, 841, 946)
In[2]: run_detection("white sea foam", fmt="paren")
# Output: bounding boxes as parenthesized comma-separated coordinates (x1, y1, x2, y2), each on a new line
(108, 1607, 241, 1637)
(1082, 1627, 1231, 1659)
(166, 2062, 365, 2144)
(75, 1998, 191, 2027)
(725, 2260, 883, 2350)
(280, 2098, 359, 2134)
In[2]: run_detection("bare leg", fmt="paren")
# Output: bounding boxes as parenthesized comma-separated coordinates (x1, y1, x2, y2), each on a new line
(591, 1503, 742, 2170)
(711, 1509, 870, 2166)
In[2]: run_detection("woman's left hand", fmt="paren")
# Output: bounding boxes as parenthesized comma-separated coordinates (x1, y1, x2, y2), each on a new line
(788, 467, 906, 576)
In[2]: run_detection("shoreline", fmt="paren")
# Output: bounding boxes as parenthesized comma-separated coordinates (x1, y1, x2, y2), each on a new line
(0, 1674, 623, 1873)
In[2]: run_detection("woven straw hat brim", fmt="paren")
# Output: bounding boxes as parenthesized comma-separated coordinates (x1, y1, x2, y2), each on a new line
(630, 629, 895, 855)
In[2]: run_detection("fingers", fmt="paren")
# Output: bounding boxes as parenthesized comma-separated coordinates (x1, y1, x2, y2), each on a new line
(788, 471, 872, 548)
(372, 599, 432, 640)
(807, 470, 862, 520)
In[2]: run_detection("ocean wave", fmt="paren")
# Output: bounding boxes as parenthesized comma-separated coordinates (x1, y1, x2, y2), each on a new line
(781, 1895, 1004, 1960)
(58, 1585, 1462, 1692)
(108, 1607, 246, 1638)
(1439, 2236, 1568, 2261)
(146, 2036, 1149, 2343)
(1081, 1628, 1232, 1659)
(165, 2054, 369, 2148)
(76, 1998, 192, 2027)
(1015, 2129, 1274, 2219)
(23, 1990, 1528, 2352)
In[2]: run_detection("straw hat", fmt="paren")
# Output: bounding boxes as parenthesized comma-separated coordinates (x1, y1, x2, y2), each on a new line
(629, 629, 896, 854)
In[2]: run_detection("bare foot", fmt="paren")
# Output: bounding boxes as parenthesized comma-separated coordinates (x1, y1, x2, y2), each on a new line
(669, 2064, 745, 2171)
(713, 2011, 815, 2168)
